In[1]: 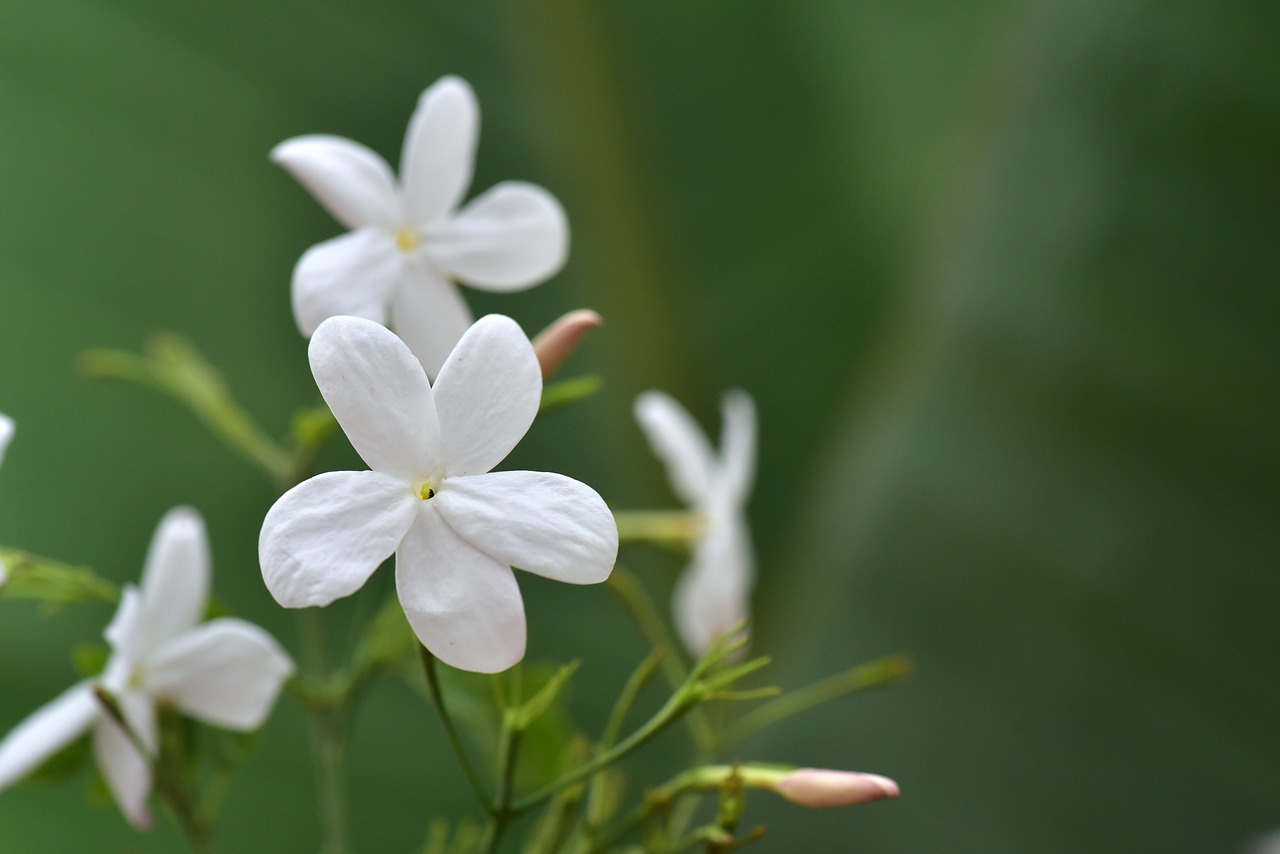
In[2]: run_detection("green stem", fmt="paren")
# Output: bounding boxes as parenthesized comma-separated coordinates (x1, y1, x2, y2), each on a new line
(479, 716, 523, 854)
(606, 566, 715, 751)
(297, 610, 350, 854)
(510, 677, 696, 814)
(613, 511, 705, 546)
(721, 654, 912, 746)
(417, 644, 493, 810)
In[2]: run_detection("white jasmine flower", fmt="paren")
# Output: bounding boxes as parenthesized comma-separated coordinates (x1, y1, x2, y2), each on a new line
(272, 75, 569, 378)
(259, 314, 617, 674)
(634, 390, 756, 657)
(0, 508, 295, 828)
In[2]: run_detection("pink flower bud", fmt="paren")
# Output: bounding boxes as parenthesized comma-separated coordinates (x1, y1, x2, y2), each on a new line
(532, 309, 602, 380)
(774, 769, 900, 809)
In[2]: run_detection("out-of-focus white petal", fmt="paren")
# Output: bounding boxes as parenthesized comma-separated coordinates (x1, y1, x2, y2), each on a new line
(429, 182, 568, 290)
(260, 470, 418, 607)
(0, 683, 98, 790)
(309, 316, 441, 481)
(148, 620, 294, 730)
(718, 390, 757, 504)
(271, 135, 402, 230)
(389, 260, 475, 380)
(634, 392, 716, 506)
(0, 414, 14, 466)
(291, 229, 403, 337)
(135, 507, 209, 657)
(103, 587, 143, 675)
(401, 76, 478, 226)
(396, 507, 526, 673)
(93, 714, 152, 829)
(673, 518, 754, 657)
(435, 472, 617, 584)
(433, 314, 540, 477)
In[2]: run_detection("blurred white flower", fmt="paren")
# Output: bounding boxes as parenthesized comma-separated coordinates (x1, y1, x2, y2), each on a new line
(772, 768, 900, 808)
(0, 413, 13, 468)
(259, 314, 617, 674)
(634, 390, 756, 657)
(272, 75, 569, 378)
(0, 508, 295, 828)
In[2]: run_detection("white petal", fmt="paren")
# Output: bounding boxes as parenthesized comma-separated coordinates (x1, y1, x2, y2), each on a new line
(271, 135, 403, 230)
(389, 259, 475, 380)
(103, 586, 143, 670)
(634, 391, 716, 506)
(134, 507, 209, 658)
(0, 414, 14, 466)
(148, 620, 295, 730)
(93, 706, 153, 829)
(0, 683, 98, 790)
(673, 516, 754, 657)
(309, 315, 441, 480)
(435, 472, 617, 584)
(260, 470, 418, 607)
(429, 182, 568, 290)
(291, 229, 404, 337)
(401, 76, 478, 225)
(433, 314, 541, 477)
(718, 390, 757, 505)
(396, 507, 526, 673)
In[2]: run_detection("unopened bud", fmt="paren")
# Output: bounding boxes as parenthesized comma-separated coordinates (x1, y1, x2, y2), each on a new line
(532, 309, 602, 380)
(773, 769, 899, 809)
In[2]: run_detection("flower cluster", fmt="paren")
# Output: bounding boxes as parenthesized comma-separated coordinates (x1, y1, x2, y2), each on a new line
(0, 508, 293, 827)
(0, 70, 900, 850)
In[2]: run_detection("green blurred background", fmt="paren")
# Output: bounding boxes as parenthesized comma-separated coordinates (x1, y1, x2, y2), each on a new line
(1, 1, 1277, 851)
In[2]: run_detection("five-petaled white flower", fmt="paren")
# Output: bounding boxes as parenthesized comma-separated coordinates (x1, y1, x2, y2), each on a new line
(258, 314, 618, 674)
(272, 75, 569, 378)
(634, 390, 757, 657)
(0, 507, 295, 828)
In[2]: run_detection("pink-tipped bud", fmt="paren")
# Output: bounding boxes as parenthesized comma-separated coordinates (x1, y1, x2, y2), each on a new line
(774, 769, 900, 809)
(532, 309, 602, 380)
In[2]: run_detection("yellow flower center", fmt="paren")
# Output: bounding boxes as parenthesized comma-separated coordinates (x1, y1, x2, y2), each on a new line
(416, 480, 436, 500)
(395, 229, 420, 252)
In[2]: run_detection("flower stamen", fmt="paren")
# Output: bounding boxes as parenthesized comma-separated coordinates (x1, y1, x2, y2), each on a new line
(417, 481, 436, 500)
(395, 229, 420, 252)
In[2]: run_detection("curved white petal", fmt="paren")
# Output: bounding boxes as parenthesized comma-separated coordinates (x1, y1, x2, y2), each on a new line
(271, 135, 403, 230)
(673, 517, 754, 657)
(260, 470, 418, 608)
(309, 315, 441, 480)
(148, 620, 294, 730)
(103, 587, 143, 672)
(718, 390, 757, 505)
(0, 414, 14, 466)
(429, 182, 568, 290)
(435, 472, 616, 584)
(396, 506, 526, 673)
(401, 76, 478, 225)
(292, 229, 404, 337)
(0, 683, 98, 790)
(93, 710, 153, 829)
(134, 507, 209, 657)
(389, 259, 475, 380)
(433, 314, 541, 477)
(634, 391, 716, 506)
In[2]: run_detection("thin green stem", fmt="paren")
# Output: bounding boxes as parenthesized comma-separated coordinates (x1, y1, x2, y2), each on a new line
(606, 566, 715, 751)
(721, 654, 912, 746)
(297, 610, 350, 854)
(479, 715, 523, 854)
(613, 510, 705, 546)
(511, 679, 695, 814)
(418, 644, 493, 810)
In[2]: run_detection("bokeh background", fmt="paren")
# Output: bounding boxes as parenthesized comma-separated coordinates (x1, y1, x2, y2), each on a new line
(2, 1, 1278, 851)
